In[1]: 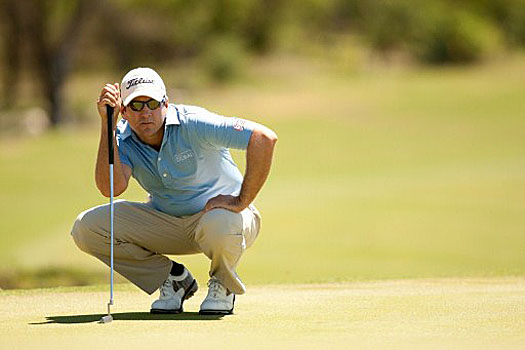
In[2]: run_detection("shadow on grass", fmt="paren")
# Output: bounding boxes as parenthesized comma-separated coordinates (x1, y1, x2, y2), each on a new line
(29, 312, 224, 324)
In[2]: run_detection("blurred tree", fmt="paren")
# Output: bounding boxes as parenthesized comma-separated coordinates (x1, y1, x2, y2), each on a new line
(201, 34, 246, 82)
(1, 0, 95, 127)
(470, 0, 525, 46)
(0, 0, 23, 109)
(112, 0, 286, 80)
(242, 0, 285, 53)
(25, 0, 94, 126)
(361, 0, 419, 54)
(1, 0, 523, 128)
(412, 6, 502, 64)
(98, 0, 178, 69)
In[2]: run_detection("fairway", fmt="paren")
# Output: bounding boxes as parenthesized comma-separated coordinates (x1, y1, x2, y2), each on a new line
(1, 278, 525, 349)
(1, 56, 524, 288)
(1, 55, 524, 348)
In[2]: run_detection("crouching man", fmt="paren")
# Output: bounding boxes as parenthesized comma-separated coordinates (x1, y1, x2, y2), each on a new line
(71, 67, 277, 314)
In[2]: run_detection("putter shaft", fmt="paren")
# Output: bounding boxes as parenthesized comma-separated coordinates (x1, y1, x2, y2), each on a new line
(109, 163, 114, 305)
(106, 105, 115, 322)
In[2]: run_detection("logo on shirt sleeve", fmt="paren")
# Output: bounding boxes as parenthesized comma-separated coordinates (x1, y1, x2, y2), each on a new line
(233, 118, 246, 131)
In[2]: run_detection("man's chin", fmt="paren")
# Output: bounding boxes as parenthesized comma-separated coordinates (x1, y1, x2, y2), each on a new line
(134, 126, 159, 138)
(140, 129, 156, 137)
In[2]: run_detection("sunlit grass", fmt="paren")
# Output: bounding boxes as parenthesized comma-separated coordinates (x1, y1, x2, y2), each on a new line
(1, 55, 524, 287)
(1, 278, 525, 350)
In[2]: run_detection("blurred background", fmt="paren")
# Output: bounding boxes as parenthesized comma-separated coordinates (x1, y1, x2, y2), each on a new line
(0, 0, 524, 289)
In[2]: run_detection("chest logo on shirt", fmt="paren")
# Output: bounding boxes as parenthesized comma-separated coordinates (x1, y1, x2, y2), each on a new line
(175, 150, 195, 163)
(233, 118, 246, 131)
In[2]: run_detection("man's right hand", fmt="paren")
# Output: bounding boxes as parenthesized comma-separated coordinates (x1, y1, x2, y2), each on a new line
(97, 83, 122, 129)
(94, 82, 132, 197)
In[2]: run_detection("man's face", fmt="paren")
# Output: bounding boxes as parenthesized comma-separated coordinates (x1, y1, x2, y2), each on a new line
(121, 95, 168, 140)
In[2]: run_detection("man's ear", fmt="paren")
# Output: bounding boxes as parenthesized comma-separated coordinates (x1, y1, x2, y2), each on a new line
(164, 96, 169, 107)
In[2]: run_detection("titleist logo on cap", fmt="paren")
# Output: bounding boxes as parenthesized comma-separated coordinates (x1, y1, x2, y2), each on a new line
(126, 78, 154, 90)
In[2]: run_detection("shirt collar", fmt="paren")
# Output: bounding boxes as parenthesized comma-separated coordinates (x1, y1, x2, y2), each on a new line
(165, 104, 180, 126)
(117, 119, 132, 140)
(117, 103, 179, 141)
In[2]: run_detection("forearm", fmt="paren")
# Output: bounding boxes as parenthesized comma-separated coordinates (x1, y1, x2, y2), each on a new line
(95, 122, 129, 197)
(239, 127, 278, 207)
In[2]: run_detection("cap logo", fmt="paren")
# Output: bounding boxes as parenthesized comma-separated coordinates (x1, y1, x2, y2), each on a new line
(126, 77, 154, 90)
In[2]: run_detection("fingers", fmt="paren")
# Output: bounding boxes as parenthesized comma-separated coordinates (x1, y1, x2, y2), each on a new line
(96, 83, 123, 124)
(99, 96, 117, 107)
(204, 198, 218, 212)
(203, 195, 243, 213)
(204, 195, 222, 213)
(98, 83, 121, 108)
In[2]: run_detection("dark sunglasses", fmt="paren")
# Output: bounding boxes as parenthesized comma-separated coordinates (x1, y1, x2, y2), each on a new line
(128, 98, 165, 112)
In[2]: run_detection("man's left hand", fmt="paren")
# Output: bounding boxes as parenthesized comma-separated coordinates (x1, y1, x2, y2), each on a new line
(204, 195, 247, 213)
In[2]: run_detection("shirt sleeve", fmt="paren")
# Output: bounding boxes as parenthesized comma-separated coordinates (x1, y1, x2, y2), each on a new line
(188, 107, 256, 150)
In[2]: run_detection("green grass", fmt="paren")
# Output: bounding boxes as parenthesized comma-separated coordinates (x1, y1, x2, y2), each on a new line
(1, 278, 525, 349)
(0, 54, 524, 287)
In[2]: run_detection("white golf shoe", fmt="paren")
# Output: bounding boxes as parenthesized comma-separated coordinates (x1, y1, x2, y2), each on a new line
(150, 267, 198, 314)
(199, 277, 235, 315)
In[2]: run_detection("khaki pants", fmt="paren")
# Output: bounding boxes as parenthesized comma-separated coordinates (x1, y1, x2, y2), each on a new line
(71, 200, 261, 295)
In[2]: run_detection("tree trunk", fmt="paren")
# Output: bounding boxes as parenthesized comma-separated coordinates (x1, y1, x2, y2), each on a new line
(21, 0, 90, 127)
(46, 64, 65, 126)
(1, 0, 22, 109)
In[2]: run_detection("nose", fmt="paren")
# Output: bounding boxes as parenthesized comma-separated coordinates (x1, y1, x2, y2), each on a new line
(138, 108, 152, 117)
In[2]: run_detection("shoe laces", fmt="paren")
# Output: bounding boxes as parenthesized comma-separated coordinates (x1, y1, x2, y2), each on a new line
(207, 277, 227, 298)
(159, 278, 173, 298)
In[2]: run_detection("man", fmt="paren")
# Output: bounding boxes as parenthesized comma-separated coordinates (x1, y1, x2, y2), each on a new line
(71, 67, 277, 315)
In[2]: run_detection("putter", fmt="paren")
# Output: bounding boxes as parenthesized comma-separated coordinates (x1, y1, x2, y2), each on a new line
(100, 105, 115, 324)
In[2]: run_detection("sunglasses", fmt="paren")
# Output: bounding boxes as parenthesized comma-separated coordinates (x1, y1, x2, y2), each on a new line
(128, 98, 165, 112)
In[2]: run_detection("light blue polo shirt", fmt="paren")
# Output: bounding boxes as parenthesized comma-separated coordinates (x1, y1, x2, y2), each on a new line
(116, 104, 255, 216)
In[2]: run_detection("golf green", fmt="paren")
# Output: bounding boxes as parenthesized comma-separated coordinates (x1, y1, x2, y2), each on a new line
(2, 278, 525, 349)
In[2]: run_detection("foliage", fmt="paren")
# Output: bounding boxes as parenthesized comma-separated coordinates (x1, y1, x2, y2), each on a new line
(88, 0, 525, 67)
(328, 0, 504, 64)
(1, 0, 525, 127)
(201, 35, 246, 83)
(464, 0, 525, 46)
(358, 0, 420, 53)
(412, 6, 503, 64)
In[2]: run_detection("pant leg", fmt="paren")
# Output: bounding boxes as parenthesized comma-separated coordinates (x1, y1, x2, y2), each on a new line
(71, 200, 199, 294)
(194, 205, 261, 295)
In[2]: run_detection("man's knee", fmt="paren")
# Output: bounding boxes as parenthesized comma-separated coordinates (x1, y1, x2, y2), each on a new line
(195, 208, 243, 246)
(71, 207, 106, 254)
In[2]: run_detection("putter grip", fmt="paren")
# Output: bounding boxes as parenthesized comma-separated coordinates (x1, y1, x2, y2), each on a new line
(106, 105, 114, 165)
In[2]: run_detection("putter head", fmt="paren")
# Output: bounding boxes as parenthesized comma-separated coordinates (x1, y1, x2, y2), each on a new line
(99, 314, 113, 324)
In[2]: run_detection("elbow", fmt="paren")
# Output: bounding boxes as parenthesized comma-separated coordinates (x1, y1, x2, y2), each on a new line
(249, 126, 278, 152)
(114, 186, 127, 197)
(260, 127, 278, 147)
(267, 129, 278, 146)
(96, 182, 110, 198)
(98, 187, 111, 198)
(97, 184, 127, 198)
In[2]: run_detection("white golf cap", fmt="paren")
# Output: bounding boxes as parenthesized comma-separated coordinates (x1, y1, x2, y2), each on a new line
(120, 67, 167, 106)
